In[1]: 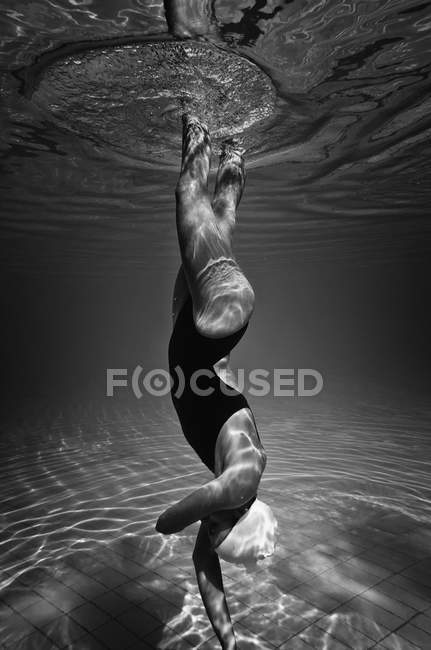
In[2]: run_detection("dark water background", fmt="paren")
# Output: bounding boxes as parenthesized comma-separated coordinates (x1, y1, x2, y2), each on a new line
(0, 3, 431, 646)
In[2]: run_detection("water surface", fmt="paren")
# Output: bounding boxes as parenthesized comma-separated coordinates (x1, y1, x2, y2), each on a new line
(1, 0, 431, 272)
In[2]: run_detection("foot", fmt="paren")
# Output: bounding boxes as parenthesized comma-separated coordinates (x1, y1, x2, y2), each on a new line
(220, 137, 246, 162)
(162, 95, 198, 121)
(180, 113, 211, 183)
(213, 138, 246, 216)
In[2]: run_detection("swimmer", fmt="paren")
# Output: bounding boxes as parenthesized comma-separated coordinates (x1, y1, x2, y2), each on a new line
(156, 114, 277, 650)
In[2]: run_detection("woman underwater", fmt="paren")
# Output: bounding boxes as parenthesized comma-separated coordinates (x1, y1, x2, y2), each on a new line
(156, 114, 278, 650)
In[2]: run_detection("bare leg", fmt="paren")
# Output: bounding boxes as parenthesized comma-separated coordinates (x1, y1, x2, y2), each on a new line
(172, 140, 246, 325)
(193, 522, 237, 650)
(212, 138, 246, 232)
(175, 114, 255, 339)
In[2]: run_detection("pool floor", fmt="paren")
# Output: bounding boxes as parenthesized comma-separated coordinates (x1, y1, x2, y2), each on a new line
(1, 399, 430, 649)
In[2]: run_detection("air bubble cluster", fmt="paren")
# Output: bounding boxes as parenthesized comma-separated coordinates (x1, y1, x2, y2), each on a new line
(30, 40, 277, 167)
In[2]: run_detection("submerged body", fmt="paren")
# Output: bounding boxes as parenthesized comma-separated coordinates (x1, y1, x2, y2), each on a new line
(156, 114, 276, 650)
(168, 288, 264, 476)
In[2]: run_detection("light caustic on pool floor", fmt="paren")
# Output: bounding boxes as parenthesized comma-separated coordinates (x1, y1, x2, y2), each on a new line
(26, 40, 278, 168)
(0, 400, 430, 647)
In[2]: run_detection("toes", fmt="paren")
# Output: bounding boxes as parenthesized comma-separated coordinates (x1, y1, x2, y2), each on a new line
(221, 138, 246, 159)
(182, 113, 209, 133)
(217, 140, 246, 181)
(182, 115, 211, 163)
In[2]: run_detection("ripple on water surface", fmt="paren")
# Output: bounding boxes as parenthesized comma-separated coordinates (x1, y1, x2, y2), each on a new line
(1, 1, 431, 272)
(23, 39, 278, 168)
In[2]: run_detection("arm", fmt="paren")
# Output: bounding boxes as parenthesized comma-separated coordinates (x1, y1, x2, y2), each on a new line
(193, 521, 237, 650)
(156, 467, 256, 534)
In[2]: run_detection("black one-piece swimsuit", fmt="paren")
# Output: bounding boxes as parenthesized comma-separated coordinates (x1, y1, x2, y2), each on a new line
(168, 295, 255, 473)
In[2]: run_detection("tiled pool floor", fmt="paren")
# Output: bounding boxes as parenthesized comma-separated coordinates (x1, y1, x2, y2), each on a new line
(1, 401, 430, 648)
(2, 516, 431, 649)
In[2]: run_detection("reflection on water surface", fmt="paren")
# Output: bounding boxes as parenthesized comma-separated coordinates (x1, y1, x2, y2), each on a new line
(1, 0, 431, 272)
